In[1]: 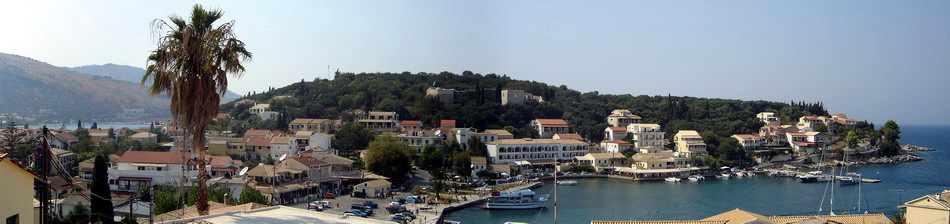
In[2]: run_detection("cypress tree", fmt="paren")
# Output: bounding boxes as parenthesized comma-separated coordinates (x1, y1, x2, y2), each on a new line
(91, 154, 115, 224)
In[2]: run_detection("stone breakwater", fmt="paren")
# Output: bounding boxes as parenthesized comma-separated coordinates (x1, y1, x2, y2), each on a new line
(833, 154, 923, 167)
(902, 144, 935, 152)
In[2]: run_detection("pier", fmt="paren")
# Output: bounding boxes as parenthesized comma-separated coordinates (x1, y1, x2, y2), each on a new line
(764, 169, 881, 183)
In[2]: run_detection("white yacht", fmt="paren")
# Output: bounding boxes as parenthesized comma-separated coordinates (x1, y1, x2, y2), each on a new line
(664, 177, 682, 182)
(557, 180, 577, 186)
(483, 189, 547, 210)
(688, 175, 705, 181)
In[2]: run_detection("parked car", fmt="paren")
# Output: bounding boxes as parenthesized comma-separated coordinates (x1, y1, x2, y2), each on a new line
(343, 210, 369, 217)
(363, 201, 379, 208)
(322, 193, 335, 199)
(307, 202, 324, 211)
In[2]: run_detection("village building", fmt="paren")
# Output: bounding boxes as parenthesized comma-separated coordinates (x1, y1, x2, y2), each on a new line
(573, 152, 629, 173)
(532, 118, 571, 138)
(245, 164, 315, 204)
(110, 151, 225, 192)
(129, 131, 158, 144)
(732, 134, 766, 150)
(439, 119, 457, 128)
(357, 111, 400, 132)
(306, 132, 334, 154)
(0, 153, 37, 224)
(796, 116, 828, 132)
(603, 127, 627, 141)
(501, 89, 543, 105)
(606, 109, 642, 127)
(456, 128, 514, 150)
(78, 154, 119, 180)
(207, 137, 247, 158)
(470, 157, 488, 178)
(50, 132, 78, 149)
(209, 156, 244, 177)
(353, 179, 392, 198)
(626, 123, 665, 148)
(552, 133, 584, 141)
(674, 130, 707, 156)
(756, 112, 782, 126)
(278, 155, 333, 183)
(899, 189, 950, 224)
(600, 140, 634, 153)
(392, 129, 445, 151)
(50, 147, 76, 175)
(268, 137, 297, 160)
(244, 129, 275, 139)
(426, 87, 456, 105)
(244, 137, 272, 161)
(400, 120, 423, 130)
(288, 118, 334, 133)
(486, 138, 590, 164)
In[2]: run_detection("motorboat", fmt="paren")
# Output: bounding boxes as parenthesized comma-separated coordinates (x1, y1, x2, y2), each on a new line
(839, 172, 861, 185)
(688, 175, 705, 182)
(720, 173, 731, 179)
(665, 177, 682, 182)
(557, 180, 577, 186)
(482, 189, 547, 210)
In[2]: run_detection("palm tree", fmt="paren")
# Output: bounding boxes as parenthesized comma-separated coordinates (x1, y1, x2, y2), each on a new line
(143, 4, 251, 215)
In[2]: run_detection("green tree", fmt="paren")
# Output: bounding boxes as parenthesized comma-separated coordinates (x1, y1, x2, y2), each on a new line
(845, 131, 859, 149)
(1, 122, 24, 154)
(238, 188, 267, 205)
(466, 137, 488, 157)
(451, 151, 472, 177)
(144, 4, 252, 215)
(64, 204, 91, 224)
(418, 144, 444, 170)
(814, 124, 828, 133)
(363, 136, 414, 183)
(881, 120, 901, 142)
(332, 123, 375, 156)
(91, 155, 115, 224)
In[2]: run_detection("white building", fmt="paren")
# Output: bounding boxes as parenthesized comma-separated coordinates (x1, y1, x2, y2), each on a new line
(673, 130, 707, 157)
(731, 134, 765, 150)
(756, 112, 781, 126)
(531, 119, 571, 138)
(626, 123, 665, 148)
(269, 137, 297, 160)
(603, 127, 627, 141)
(486, 138, 589, 164)
(425, 87, 456, 105)
(456, 128, 514, 150)
(606, 109, 642, 127)
(110, 151, 217, 192)
(248, 104, 270, 115)
(357, 111, 400, 132)
(501, 89, 543, 105)
(471, 157, 488, 178)
(600, 140, 634, 153)
(307, 132, 334, 153)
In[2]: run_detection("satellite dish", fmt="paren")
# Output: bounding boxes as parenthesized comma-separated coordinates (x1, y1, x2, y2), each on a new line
(278, 154, 288, 162)
(238, 167, 249, 176)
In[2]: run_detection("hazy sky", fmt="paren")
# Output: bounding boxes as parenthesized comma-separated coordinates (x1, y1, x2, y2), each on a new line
(2, 1, 949, 125)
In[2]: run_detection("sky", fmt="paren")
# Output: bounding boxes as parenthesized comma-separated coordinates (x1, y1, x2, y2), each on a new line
(2, 0, 949, 125)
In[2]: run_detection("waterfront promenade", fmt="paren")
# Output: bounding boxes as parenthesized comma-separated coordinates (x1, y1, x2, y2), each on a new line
(403, 181, 542, 224)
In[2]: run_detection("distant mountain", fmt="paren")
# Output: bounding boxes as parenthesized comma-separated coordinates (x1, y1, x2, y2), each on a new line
(68, 63, 243, 100)
(0, 53, 170, 122)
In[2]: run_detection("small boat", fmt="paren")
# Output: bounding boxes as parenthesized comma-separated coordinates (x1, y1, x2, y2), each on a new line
(720, 173, 731, 179)
(688, 175, 705, 182)
(839, 172, 861, 185)
(482, 189, 547, 210)
(665, 177, 682, 182)
(557, 180, 577, 186)
(735, 172, 746, 177)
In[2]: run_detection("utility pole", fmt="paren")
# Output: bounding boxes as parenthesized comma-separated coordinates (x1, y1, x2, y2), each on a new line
(38, 126, 51, 224)
(149, 186, 154, 224)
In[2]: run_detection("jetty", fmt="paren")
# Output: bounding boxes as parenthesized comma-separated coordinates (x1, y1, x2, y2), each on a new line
(764, 169, 881, 183)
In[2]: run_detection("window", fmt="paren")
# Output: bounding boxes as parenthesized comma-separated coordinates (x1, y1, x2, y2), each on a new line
(138, 166, 145, 170)
(6, 214, 18, 224)
(157, 167, 163, 171)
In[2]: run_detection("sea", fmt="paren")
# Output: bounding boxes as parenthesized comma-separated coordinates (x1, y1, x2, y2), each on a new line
(445, 124, 950, 224)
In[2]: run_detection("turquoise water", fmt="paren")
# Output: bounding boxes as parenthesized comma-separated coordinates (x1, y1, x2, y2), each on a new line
(445, 125, 950, 224)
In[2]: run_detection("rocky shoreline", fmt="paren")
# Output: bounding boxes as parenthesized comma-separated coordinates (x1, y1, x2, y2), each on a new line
(902, 144, 936, 152)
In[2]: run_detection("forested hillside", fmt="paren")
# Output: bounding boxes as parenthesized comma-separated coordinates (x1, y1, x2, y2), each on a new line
(220, 71, 828, 153)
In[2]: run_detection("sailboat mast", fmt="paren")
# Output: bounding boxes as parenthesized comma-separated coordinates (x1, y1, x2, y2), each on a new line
(829, 165, 835, 215)
(553, 162, 558, 224)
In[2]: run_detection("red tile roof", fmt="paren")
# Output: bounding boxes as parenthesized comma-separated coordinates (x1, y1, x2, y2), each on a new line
(115, 151, 192, 164)
(555, 133, 583, 140)
(401, 120, 422, 127)
(601, 140, 632, 145)
(216, 113, 230, 119)
(535, 119, 569, 126)
(244, 130, 271, 138)
(291, 156, 327, 167)
(57, 133, 78, 141)
(209, 156, 233, 167)
(245, 137, 272, 147)
(439, 120, 456, 127)
(608, 127, 627, 133)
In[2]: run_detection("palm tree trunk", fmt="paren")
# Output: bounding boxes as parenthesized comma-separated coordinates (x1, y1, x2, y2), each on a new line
(194, 126, 210, 215)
